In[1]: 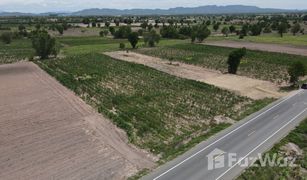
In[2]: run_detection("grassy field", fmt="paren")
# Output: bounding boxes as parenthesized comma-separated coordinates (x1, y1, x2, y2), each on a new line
(237, 118, 307, 179)
(0, 34, 188, 63)
(37, 53, 272, 162)
(59, 36, 126, 46)
(0, 39, 34, 64)
(136, 43, 307, 84)
(208, 34, 307, 47)
(59, 36, 188, 55)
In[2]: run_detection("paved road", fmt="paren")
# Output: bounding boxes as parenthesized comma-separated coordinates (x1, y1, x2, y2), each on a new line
(143, 90, 307, 180)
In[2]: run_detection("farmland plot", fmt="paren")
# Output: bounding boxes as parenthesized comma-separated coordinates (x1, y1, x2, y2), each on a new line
(0, 39, 34, 64)
(136, 43, 307, 84)
(204, 40, 307, 56)
(0, 62, 155, 180)
(105, 51, 284, 100)
(38, 53, 272, 161)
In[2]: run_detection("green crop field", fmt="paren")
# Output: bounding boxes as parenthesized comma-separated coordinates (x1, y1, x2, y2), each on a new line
(0, 39, 34, 64)
(37, 53, 272, 162)
(59, 36, 188, 56)
(208, 34, 307, 47)
(238, 118, 307, 179)
(59, 36, 126, 46)
(136, 43, 307, 84)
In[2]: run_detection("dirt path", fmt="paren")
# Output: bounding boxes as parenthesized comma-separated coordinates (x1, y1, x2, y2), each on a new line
(0, 62, 155, 180)
(204, 40, 307, 56)
(105, 51, 286, 100)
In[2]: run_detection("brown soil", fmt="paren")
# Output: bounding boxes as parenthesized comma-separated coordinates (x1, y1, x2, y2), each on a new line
(204, 40, 307, 56)
(105, 51, 286, 100)
(0, 62, 155, 180)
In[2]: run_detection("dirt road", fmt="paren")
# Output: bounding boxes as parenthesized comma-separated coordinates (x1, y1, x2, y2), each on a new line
(204, 40, 307, 56)
(105, 51, 285, 100)
(0, 62, 155, 180)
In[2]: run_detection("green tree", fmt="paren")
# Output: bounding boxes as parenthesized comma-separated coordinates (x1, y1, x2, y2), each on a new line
(56, 25, 64, 35)
(141, 22, 148, 29)
(114, 26, 132, 39)
(109, 27, 115, 35)
(229, 25, 236, 33)
(18, 24, 26, 31)
(82, 18, 90, 25)
(148, 24, 154, 31)
(179, 26, 192, 37)
(263, 26, 272, 33)
(291, 23, 301, 36)
(288, 61, 306, 86)
(105, 21, 111, 27)
(278, 22, 288, 37)
(103, 29, 109, 36)
(221, 27, 230, 37)
(240, 24, 249, 37)
(227, 48, 247, 74)
(206, 20, 211, 26)
(31, 31, 58, 59)
(127, 32, 139, 48)
(194, 25, 211, 42)
(213, 23, 220, 32)
(160, 25, 179, 39)
(138, 29, 143, 36)
(250, 24, 262, 36)
(99, 31, 105, 37)
(144, 30, 161, 47)
(191, 32, 196, 43)
(1, 32, 13, 44)
(119, 43, 125, 49)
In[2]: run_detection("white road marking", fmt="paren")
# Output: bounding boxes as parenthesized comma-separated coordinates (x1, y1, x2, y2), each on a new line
(215, 107, 307, 180)
(214, 153, 225, 160)
(273, 115, 279, 119)
(248, 131, 256, 137)
(153, 90, 302, 180)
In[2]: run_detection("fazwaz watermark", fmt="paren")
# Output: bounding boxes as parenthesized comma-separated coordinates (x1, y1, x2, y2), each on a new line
(207, 148, 297, 170)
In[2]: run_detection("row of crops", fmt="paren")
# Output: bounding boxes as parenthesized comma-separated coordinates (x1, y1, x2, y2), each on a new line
(37, 53, 272, 161)
(136, 43, 307, 84)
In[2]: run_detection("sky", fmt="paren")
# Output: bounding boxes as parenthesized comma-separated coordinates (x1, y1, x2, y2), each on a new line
(0, 0, 307, 13)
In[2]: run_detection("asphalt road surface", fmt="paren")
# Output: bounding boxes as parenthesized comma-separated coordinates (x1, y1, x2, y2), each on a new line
(143, 89, 307, 180)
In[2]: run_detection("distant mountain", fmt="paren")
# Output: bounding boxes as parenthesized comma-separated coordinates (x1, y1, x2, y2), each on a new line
(0, 12, 35, 16)
(0, 5, 306, 17)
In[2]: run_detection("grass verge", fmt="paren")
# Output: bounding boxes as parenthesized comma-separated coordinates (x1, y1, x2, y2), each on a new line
(237, 118, 307, 179)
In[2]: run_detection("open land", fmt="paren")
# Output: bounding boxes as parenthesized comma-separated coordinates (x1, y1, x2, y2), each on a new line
(0, 62, 155, 180)
(105, 51, 284, 100)
(136, 43, 307, 85)
(204, 40, 307, 56)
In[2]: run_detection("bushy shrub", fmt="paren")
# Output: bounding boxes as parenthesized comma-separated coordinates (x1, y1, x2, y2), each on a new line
(144, 30, 160, 47)
(160, 25, 179, 39)
(192, 25, 211, 42)
(288, 61, 306, 86)
(127, 32, 139, 49)
(0, 32, 13, 44)
(31, 30, 59, 59)
(113, 26, 132, 39)
(227, 48, 247, 74)
(119, 43, 125, 49)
